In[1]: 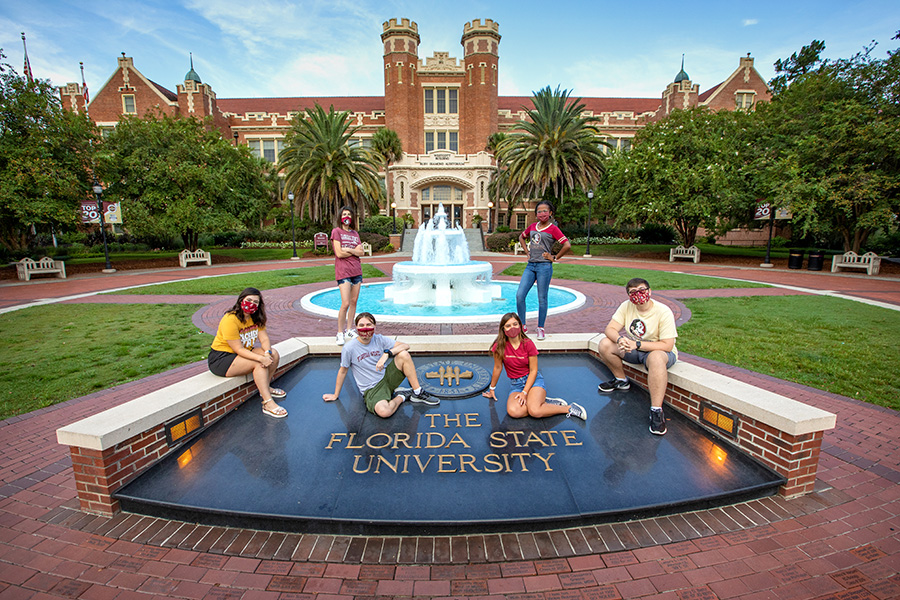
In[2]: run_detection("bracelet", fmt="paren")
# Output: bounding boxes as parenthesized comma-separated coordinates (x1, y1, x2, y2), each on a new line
(489, 386, 496, 391)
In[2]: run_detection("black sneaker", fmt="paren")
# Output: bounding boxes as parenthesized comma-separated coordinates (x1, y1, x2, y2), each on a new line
(598, 378, 630, 393)
(649, 409, 667, 435)
(567, 403, 587, 420)
(409, 388, 439, 406)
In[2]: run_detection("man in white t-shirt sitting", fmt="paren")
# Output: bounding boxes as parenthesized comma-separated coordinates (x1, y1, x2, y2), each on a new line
(596, 278, 678, 435)
(323, 312, 438, 418)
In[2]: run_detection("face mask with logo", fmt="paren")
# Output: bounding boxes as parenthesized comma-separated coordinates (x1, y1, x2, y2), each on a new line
(628, 289, 650, 305)
(241, 300, 258, 314)
(504, 326, 521, 339)
(537, 213, 550, 224)
(342, 216, 352, 225)
(357, 326, 375, 336)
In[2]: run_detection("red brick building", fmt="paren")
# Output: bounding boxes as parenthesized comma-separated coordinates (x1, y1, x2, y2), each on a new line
(60, 18, 771, 229)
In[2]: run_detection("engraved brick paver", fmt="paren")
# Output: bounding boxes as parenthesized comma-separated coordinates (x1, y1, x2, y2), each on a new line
(0, 256, 898, 600)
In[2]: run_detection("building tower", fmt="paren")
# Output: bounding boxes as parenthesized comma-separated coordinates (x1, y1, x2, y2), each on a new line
(460, 19, 500, 154)
(659, 55, 699, 118)
(382, 18, 421, 153)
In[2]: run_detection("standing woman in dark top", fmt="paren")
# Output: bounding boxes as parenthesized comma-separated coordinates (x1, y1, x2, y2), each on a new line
(515, 200, 571, 341)
(331, 205, 365, 346)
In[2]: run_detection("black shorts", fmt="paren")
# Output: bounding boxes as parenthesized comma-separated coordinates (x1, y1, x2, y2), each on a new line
(208, 349, 237, 376)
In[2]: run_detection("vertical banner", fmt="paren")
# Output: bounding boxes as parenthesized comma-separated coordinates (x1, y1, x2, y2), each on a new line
(81, 200, 100, 224)
(103, 202, 122, 224)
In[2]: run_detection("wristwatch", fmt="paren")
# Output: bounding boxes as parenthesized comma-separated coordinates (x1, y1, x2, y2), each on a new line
(384, 349, 393, 357)
(636, 340, 642, 350)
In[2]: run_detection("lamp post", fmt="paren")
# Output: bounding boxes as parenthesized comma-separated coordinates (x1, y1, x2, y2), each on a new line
(92, 181, 115, 273)
(233, 132, 238, 146)
(584, 190, 594, 257)
(288, 191, 299, 260)
(487, 201, 494, 233)
(391, 202, 397, 234)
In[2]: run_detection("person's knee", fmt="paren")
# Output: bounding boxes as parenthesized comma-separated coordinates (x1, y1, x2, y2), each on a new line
(374, 402, 394, 418)
(508, 405, 528, 419)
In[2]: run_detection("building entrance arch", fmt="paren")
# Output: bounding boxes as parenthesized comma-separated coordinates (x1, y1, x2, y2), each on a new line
(419, 184, 466, 227)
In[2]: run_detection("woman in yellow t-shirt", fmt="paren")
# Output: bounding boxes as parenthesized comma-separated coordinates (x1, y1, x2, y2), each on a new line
(208, 287, 287, 418)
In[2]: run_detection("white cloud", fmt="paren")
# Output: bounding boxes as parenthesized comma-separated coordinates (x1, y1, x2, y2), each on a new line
(743, 18, 759, 26)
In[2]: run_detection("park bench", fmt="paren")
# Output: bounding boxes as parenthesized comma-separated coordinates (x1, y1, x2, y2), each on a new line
(361, 242, 372, 256)
(16, 257, 66, 281)
(831, 251, 881, 275)
(178, 249, 212, 268)
(669, 245, 700, 263)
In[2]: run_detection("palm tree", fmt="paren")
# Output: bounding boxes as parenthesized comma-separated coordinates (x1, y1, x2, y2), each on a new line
(486, 132, 514, 227)
(371, 127, 403, 209)
(496, 86, 607, 208)
(278, 104, 382, 223)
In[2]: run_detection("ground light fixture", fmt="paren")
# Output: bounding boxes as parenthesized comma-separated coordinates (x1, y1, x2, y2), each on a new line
(391, 202, 397, 234)
(487, 201, 494, 233)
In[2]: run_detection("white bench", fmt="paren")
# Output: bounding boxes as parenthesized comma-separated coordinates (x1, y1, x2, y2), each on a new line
(831, 251, 881, 275)
(669, 245, 700, 263)
(361, 242, 372, 256)
(16, 257, 66, 281)
(178, 249, 211, 268)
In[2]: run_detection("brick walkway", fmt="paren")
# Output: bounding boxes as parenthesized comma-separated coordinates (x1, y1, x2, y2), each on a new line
(1, 256, 899, 600)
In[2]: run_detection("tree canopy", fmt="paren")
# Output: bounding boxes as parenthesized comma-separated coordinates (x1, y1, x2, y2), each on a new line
(603, 107, 753, 246)
(96, 112, 274, 250)
(0, 50, 96, 251)
(279, 104, 382, 224)
(754, 39, 900, 251)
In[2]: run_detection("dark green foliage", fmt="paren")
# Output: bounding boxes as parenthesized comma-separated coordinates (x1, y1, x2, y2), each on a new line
(359, 231, 389, 250)
(637, 223, 678, 244)
(485, 231, 520, 252)
(360, 215, 394, 237)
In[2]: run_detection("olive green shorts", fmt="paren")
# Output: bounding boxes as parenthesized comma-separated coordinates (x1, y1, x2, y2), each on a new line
(363, 360, 407, 413)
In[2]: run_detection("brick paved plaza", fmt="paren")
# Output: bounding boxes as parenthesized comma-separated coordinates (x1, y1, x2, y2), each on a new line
(1, 255, 898, 600)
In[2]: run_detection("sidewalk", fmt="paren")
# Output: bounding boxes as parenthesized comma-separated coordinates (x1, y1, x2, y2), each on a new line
(0, 256, 898, 600)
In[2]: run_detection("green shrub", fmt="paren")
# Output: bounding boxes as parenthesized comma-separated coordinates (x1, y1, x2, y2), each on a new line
(866, 229, 900, 257)
(495, 225, 511, 233)
(382, 243, 395, 253)
(637, 223, 677, 244)
(361, 215, 394, 237)
(360, 232, 389, 250)
(485, 231, 520, 252)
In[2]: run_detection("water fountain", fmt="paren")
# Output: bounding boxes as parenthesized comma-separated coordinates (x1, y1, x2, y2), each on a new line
(383, 204, 501, 307)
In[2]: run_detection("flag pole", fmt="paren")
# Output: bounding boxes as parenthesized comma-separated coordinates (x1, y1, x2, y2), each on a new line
(21, 32, 34, 85)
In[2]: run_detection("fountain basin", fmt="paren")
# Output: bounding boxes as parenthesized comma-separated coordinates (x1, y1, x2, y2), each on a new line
(385, 261, 501, 306)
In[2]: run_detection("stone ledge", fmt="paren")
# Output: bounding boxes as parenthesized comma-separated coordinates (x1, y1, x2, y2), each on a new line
(57, 333, 834, 453)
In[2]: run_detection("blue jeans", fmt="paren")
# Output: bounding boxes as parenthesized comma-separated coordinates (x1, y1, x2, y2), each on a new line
(516, 261, 553, 328)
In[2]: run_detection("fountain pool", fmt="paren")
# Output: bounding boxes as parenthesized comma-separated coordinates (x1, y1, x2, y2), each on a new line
(300, 281, 585, 323)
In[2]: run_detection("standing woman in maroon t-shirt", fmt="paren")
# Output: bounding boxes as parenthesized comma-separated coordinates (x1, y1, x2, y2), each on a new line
(330, 206, 365, 346)
(482, 313, 586, 420)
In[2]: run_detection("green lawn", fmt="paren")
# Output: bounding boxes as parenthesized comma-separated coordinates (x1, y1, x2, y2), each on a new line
(106, 264, 386, 295)
(1, 264, 896, 419)
(501, 263, 769, 290)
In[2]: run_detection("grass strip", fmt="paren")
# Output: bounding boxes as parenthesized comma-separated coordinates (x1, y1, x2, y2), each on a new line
(501, 263, 769, 290)
(105, 264, 385, 296)
(678, 295, 899, 410)
(0, 304, 209, 420)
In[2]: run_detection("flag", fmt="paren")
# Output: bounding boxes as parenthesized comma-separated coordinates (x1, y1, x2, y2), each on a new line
(21, 32, 33, 84)
(80, 62, 90, 115)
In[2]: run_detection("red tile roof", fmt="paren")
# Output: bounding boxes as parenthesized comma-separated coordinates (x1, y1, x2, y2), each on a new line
(218, 96, 385, 114)
(699, 83, 721, 102)
(499, 96, 661, 115)
(149, 80, 178, 102)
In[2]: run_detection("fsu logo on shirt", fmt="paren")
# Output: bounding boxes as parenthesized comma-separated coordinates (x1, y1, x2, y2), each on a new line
(628, 319, 647, 340)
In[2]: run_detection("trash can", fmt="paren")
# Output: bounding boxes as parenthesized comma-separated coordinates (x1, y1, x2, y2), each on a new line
(807, 250, 825, 271)
(788, 249, 804, 269)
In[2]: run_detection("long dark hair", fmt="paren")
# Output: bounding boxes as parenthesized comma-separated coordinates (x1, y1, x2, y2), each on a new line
(491, 312, 527, 360)
(338, 205, 357, 230)
(226, 287, 267, 327)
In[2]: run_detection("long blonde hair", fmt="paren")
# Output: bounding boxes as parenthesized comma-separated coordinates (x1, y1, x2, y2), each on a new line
(491, 313, 527, 360)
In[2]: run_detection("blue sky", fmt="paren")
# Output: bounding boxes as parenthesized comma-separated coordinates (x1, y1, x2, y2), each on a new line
(2, 0, 898, 101)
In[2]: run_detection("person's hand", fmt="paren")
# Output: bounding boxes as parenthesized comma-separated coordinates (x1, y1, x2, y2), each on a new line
(259, 354, 273, 367)
(323, 393, 337, 402)
(515, 392, 526, 406)
(354, 244, 364, 255)
(542, 251, 553, 261)
(375, 355, 387, 371)
(483, 388, 496, 400)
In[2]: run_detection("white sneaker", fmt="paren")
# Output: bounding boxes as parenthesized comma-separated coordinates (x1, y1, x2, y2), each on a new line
(537, 327, 546, 341)
(336, 331, 345, 346)
(345, 329, 357, 339)
(545, 397, 568, 406)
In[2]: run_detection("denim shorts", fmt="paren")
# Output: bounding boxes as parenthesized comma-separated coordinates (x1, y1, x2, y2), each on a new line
(337, 274, 363, 286)
(508, 371, 546, 393)
(622, 349, 677, 369)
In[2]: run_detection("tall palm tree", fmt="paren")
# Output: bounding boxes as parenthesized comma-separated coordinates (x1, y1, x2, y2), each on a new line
(278, 104, 382, 223)
(496, 86, 607, 208)
(486, 132, 514, 227)
(371, 127, 403, 209)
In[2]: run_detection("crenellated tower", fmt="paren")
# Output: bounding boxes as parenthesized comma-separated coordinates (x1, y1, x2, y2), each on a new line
(382, 18, 422, 153)
(460, 19, 500, 154)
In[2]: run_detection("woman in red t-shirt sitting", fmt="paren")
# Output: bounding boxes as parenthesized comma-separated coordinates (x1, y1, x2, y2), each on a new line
(482, 313, 586, 420)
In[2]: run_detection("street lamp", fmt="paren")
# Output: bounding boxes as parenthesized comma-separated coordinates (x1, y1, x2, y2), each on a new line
(487, 201, 494, 233)
(584, 190, 594, 257)
(233, 132, 238, 146)
(288, 191, 299, 260)
(391, 202, 397, 234)
(92, 181, 115, 273)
